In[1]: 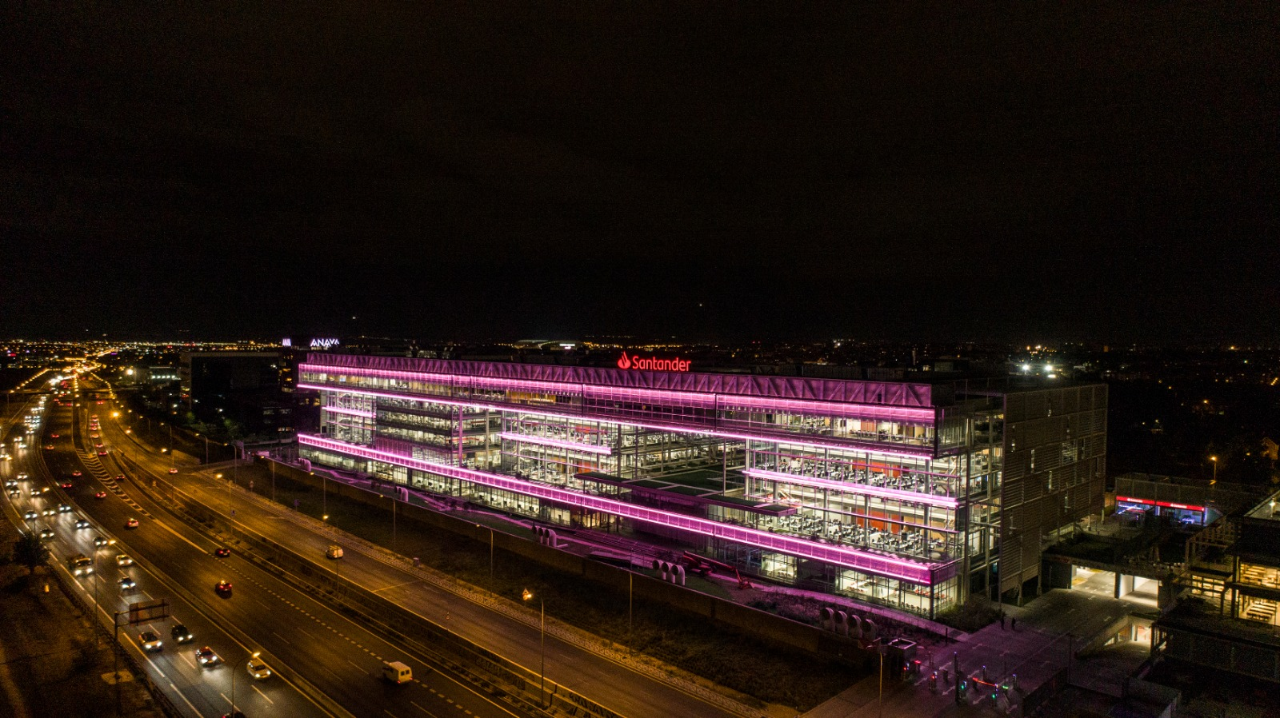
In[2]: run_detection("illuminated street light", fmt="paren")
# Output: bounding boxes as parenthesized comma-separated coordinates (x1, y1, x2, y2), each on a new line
(522, 588, 546, 705)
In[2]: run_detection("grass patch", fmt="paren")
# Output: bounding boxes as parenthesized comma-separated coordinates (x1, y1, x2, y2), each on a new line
(935, 596, 1002, 632)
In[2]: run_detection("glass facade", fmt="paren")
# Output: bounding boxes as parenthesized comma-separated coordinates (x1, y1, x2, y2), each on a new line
(294, 354, 1036, 619)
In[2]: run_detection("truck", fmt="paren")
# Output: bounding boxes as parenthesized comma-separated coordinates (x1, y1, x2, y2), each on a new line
(68, 554, 93, 576)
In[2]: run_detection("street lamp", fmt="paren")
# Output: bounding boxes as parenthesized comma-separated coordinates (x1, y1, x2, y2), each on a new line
(522, 588, 545, 706)
(1209, 455, 1218, 485)
(477, 524, 494, 582)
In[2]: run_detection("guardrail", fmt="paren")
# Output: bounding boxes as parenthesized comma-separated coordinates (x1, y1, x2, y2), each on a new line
(116, 453, 552, 718)
(252, 463, 768, 718)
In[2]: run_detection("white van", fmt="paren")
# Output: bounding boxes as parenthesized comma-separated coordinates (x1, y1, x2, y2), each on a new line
(326, 545, 344, 559)
(382, 661, 412, 684)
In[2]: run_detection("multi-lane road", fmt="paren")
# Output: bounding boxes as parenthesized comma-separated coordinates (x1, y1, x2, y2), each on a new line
(90, 379, 751, 718)
(5, 378, 531, 718)
(7, 373, 754, 718)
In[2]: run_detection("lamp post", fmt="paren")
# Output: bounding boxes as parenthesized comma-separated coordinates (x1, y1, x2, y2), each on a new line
(522, 588, 545, 706)
(477, 524, 494, 582)
(1209, 455, 1218, 485)
(877, 638, 885, 718)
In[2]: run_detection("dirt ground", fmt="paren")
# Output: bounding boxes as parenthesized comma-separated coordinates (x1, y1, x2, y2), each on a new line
(0, 519, 164, 718)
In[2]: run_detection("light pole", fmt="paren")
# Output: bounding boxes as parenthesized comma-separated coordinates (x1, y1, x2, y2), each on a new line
(477, 524, 494, 582)
(876, 637, 885, 718)
(522, 588, 545, 706)
(1209, 455, 1218, 485)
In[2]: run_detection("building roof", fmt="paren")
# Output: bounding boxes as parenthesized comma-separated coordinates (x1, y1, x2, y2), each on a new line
(305, 352, 942, 407)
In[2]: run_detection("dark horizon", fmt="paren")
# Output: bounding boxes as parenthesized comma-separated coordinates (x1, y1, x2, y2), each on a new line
(2, 3, 1276, 343)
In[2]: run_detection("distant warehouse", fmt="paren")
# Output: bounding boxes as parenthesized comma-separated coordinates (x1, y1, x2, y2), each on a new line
(298, 352, 1106, 619)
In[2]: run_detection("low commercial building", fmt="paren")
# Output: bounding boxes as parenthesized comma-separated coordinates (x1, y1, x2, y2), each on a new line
(297, 352, 1106, 619)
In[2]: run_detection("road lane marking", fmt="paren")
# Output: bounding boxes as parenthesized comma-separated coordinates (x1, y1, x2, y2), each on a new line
(346, 658, 365, 672)
(411, 700, 438, 716)
(253, 684, 273, 704)
(170, 682, 205, 718)
(271, 631, 292, 645)
(182, 654, 197, 670)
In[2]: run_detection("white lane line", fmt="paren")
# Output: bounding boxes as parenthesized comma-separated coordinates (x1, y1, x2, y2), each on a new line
(271, 631, 292, 645)
(385, 711, 402, 718)
(171, 682, 206, 718)
(346, 658, 365, 672)
(182, 654, 197, 670)
(148, 510, 209, 553)
(411, 701, 438, 716)
(253, 684, 273, 704)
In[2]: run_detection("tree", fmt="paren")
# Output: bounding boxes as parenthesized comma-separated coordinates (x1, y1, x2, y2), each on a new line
(13, 532, 50, 574)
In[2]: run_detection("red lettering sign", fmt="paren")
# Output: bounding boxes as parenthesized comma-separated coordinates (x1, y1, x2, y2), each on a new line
(617, 352, 691, 372)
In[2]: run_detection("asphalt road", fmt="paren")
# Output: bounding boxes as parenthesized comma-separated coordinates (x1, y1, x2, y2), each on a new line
(92, 379, 749, 718)
(32, 378, 527, 718)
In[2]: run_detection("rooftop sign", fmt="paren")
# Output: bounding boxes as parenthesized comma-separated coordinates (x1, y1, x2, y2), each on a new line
(617, 351, 690, 372)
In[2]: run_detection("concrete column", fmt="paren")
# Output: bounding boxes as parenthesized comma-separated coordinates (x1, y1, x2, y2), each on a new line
(1114, 571, 1122, 599)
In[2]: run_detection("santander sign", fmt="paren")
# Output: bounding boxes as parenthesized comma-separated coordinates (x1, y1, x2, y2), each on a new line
(617, 351, 691, 372)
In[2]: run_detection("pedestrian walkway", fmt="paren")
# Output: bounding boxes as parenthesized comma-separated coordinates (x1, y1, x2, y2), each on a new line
(805, 588, 1152, 717)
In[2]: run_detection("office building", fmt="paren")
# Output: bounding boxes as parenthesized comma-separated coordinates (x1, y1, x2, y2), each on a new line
(297, 352, 1106, 618)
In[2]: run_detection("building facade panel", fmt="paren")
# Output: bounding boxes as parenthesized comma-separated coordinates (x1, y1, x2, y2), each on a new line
(299, 353, 1102, 620)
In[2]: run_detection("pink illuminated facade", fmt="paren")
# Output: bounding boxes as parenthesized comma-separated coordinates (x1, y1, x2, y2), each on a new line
(297, 352, 1107, 618)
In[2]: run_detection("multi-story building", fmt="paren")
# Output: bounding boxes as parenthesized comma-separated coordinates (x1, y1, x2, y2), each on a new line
(297, 352, 1106, 618)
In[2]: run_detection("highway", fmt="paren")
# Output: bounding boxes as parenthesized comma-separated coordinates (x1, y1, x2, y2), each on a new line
(91, 378, 752, 718)
(26, 376, 531, 718)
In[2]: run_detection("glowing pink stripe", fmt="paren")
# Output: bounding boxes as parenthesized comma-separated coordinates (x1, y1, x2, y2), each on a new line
(498, 432, 612, 455)
(298, 364, 935, 423)
(297, 383, 935, 459)
(322, 405, 375, 418)
(743, 468, 958, 509)
(298, 434, 945, 584)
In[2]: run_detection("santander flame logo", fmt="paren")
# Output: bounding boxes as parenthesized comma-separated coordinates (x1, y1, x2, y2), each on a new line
(616, 352, 690, 372)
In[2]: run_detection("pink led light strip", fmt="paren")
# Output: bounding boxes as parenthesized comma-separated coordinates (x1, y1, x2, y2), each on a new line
(296, 383, 935, 460)
(743, 468, 959, 509)
(298, 364, 935, 423)
(497, 432, 612, 455)
(322, 405, 375, 418)
(298, 433, 945, 584)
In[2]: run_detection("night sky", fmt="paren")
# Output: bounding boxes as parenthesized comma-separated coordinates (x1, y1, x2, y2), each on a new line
(1, 3, 1275, 342)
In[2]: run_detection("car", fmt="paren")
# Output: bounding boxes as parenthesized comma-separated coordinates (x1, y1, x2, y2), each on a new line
(72, 471, 81, 477)
(214, 580, 233, 597)
(60, 482, 73, 489)
(96, 401, 104, 405)
(15, 473, 27, 481)
(94, 443, 103, 449)
(214, 548, 231, 558)
(326, 545, 344, 560)
(139, 631, 163, 652)
(58, 504, 72, 513)
(22, 510, 37, 520)
(116, 554, 134, 567)
(221, 712, 247, 718)
(75, 519, 91, 529)
(94, 491, 108, 499)
(6, 490, 17, 498)
(4, 480, 17, 489)
(119, 577, 136, 590)
(168, 467, 179, 474)
(89, 434, 98, 439)
(93, 536, 109, 547)
(39, 528, 55, 540)
(42, 508, 56, 516)
(115, 474, 124, 481)
(51, 433, 59, 438)
(44, 444, 54, 450)
(125, 518, 139, 529)
(195, 646, 221, 666)
(98, 451, 108, 456)
(170, 623, 193, 644)
(247, 656, 272, 680)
